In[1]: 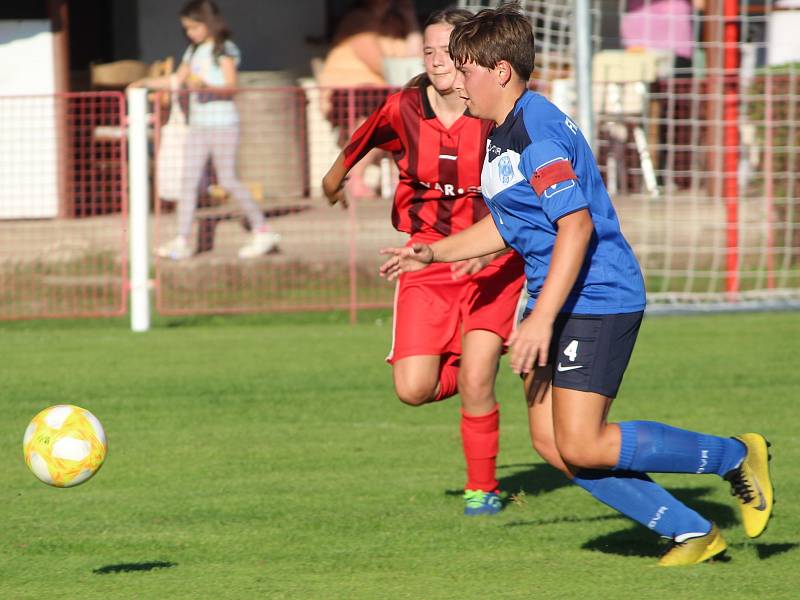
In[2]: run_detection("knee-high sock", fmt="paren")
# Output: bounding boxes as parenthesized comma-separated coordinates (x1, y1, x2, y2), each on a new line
(617, 421, 746, 476)
(461, 405, 499, 492)
(433, 353, 459, 402)
(573, 469, 711, 540)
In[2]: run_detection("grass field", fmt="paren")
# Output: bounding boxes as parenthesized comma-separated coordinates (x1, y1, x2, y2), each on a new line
(1, 311, 798, 599)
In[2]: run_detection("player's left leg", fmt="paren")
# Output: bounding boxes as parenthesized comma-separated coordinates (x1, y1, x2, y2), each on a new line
(552, 387, 726, 565)
(457, 254, 526, 515)
(459, 329, 503, 515)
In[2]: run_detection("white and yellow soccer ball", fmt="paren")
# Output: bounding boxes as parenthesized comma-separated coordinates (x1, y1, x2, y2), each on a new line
(22, 405, 107, 487)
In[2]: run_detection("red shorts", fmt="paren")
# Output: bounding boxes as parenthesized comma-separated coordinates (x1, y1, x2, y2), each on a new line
(386, 247, 525, 363)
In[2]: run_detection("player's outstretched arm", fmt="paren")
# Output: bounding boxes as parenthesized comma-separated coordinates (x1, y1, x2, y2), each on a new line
(379, 243, 433, 280)
(433, 214, 506, 262)
(379, 215, 506, 280)
(322, 152, 350, 209)
(507, 208, 594, 374)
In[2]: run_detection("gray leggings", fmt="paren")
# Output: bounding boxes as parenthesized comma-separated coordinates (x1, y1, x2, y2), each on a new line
(177, 126, 265, 238)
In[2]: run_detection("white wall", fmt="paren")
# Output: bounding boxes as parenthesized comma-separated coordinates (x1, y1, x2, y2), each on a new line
(0, 20, 59, 219)
(135, 0, 327, 75)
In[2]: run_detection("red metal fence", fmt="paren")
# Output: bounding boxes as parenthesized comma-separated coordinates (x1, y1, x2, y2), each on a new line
(150, 87, 403, 317)
(1, 78, 799, 322)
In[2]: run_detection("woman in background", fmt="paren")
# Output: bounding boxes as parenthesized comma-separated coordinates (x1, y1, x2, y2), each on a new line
(318, 0, 421, 199)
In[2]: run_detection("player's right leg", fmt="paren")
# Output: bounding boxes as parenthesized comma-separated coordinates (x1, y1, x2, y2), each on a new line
(392, 354, 448, 406)
(386, 265, 463, 405)
(523, 366, 568, 475)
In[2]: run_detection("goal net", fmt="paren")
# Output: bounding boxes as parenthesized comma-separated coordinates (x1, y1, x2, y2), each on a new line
(458, 0, 800, 312)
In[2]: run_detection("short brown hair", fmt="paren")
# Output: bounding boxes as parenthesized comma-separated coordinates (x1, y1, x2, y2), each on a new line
(449, 3, 536, 82)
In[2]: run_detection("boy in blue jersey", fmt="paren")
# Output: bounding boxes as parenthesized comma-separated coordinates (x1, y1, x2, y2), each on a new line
(379, 4, 773, 566)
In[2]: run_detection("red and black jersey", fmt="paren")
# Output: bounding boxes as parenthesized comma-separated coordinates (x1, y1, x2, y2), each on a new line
(342, 85, 494, 240)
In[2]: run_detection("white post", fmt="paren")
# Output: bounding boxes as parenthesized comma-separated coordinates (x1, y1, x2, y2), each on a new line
(127, 88, 151, 332)
(574, 0, 594, 149)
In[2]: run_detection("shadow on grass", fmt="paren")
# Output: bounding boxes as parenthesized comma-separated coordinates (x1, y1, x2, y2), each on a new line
(497, 462, 571, 498)
(506, 513, 625, 528)
(727, 541, 799, 560)
(444, 462, 570, 505)
(755, 543, 799, 560)
(93, 561, 177, 575)
(582, 486, 737, 558)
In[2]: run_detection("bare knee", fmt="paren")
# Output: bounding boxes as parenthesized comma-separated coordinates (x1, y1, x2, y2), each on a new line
(457, 368, 494, 407)
(394, 380, 436, 406)
(554, 421, 620, 469)
(555, 434, 605, 469)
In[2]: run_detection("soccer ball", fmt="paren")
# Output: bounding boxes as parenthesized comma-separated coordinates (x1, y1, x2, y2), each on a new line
(22, 405, 107, 487)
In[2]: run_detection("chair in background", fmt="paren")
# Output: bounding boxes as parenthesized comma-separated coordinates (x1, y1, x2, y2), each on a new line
(90, 60, 148, 90)
(592, 50, 673, 198)
(90, 57, 173, 92)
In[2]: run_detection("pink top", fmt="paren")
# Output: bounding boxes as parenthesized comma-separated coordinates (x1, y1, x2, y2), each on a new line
(620, 0, 694, 59)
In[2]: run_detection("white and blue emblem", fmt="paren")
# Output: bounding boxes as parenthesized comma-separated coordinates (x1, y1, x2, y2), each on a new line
(498, 155, 513, 184)
(481, 148, 524, 200)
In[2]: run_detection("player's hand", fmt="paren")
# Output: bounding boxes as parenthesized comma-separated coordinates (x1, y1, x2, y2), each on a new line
(379, 244, 433, 280)
(450, 255, 491, 279)
(322, 174, 348, 209)
(506, 313, 552, 375)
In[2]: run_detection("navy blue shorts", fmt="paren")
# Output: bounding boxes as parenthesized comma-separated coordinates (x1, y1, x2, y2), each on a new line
(521, 310, 644, 398)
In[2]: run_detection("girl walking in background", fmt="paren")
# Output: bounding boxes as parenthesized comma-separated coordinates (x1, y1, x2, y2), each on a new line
(131, 0, 280, 260)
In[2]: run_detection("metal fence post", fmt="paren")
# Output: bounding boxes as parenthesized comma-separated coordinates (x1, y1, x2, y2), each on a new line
(127, 87, 151, 332)
(573, 0, 594, 149)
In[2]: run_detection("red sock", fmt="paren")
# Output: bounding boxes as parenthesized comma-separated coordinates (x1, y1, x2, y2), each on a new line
(433, 353, 460, 402)
(461, 405, 500, 491)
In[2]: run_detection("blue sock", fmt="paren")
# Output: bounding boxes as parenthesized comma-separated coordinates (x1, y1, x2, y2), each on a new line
(573, 469, 711, 540)
(617, 421, 746, 476)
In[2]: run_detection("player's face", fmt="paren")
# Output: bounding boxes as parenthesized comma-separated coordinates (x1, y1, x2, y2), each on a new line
(454, 60, 498, 120)
(423, 23, 457, 93)
(181, 17, 210, 45)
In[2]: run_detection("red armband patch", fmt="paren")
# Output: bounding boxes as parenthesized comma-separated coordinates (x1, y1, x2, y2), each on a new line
(530, 160, 578, 196)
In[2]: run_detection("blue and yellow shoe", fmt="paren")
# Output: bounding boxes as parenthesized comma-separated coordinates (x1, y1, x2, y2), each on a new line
(724, 433, 774, 538)
(463, 489, 502, 516)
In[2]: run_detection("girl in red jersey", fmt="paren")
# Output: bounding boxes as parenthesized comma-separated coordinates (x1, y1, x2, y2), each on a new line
(322, 8, 525, 515)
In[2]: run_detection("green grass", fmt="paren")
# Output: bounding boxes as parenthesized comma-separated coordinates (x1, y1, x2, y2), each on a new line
(1, 312, 798, 599)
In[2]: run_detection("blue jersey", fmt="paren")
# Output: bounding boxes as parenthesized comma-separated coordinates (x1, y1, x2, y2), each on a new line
(481, 91, 646, 314)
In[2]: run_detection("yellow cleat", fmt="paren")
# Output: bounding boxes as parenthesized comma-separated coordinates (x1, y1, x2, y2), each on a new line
(658, 523, 727, 567)
(724, 433, 774, 538)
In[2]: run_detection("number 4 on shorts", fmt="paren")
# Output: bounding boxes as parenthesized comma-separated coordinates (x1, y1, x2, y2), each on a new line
(563, 340, 579, 362)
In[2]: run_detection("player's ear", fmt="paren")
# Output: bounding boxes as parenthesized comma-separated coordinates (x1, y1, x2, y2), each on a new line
(495, 60, 513, 88)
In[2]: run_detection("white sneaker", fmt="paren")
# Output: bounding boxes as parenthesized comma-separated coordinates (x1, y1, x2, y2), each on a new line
(156, 236, 192, 261)
(238, 230, 280, 259)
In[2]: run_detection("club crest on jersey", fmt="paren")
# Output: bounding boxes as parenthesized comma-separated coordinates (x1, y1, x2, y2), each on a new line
(498, 155, 514, 184)
(481, 149, 524, 200)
